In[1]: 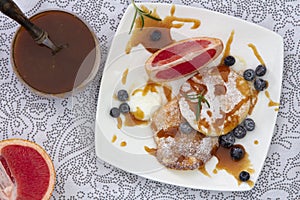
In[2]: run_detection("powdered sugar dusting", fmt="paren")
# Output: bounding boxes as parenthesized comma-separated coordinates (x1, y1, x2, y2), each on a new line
(151, 98, 219, 170)
(181, 82, 191, 92)
(179, 66, 252, 136)
(178, 97, 197, 129)
(151, 99, 181, 133)
(156, 130, 218, 170)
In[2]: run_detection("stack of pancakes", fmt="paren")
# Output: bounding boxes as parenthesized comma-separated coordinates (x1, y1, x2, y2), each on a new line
(151, 66, 254, 170)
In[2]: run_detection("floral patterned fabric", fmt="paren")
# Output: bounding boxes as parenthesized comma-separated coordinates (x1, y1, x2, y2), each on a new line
(0, 0, 299, 199)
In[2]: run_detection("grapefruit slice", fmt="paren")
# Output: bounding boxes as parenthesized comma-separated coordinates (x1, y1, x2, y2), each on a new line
(145, 37, 223, 82)
(0, 139, 55, 200)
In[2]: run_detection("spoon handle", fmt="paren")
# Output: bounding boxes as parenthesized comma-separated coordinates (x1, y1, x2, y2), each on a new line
(0, 0, 45, 43)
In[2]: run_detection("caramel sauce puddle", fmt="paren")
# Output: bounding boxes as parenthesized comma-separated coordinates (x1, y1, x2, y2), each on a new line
(213, 145, 254, 187)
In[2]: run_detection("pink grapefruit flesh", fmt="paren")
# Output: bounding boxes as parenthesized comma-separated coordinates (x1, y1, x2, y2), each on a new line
(145, 37, 223, 82)
(0, 139, 55, 200)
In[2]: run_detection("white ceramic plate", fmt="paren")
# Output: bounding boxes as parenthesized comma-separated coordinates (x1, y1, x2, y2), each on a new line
(95, 3, 283, 191)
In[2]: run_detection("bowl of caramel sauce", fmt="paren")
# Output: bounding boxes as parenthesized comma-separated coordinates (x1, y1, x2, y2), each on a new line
(11, 10, 101, 98)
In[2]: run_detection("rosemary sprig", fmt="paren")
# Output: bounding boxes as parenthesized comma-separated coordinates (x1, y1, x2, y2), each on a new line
(185, 92, 210, 121)
(129, 0, 162, 34)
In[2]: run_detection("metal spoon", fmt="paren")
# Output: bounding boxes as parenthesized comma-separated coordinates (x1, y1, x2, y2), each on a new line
(0, 0, 65, 55)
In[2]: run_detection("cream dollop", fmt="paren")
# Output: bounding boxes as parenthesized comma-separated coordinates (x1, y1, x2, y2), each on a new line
(128, 87, 163, 121)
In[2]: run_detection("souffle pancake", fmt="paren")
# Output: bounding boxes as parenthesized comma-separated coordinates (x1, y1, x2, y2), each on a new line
(179, 65, 253, 137)
(151, 99, 219, 170)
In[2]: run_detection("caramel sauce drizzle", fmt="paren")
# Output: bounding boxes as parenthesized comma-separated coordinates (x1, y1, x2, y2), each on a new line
(221, 96, 250, 134)
(162, 85, 172, 102)
(131, 107, 145, 120)
(132, 81, 172, 101)
(111, 135, 117, 143)
(164, 5, 200, 29)
(198, 118, 210, 130)
(132, 81, 160, 96)
(217, 65, 231, 83)
(122, 68, 129, 85)
(113, 93, 118, 100)
(198, 165, 211, 177)
(120, 141, 127, 147)
(117, 110, 148, 128)
(219, 30, 235, 65)
(126, 5, 200, 54)
(177, 155, 186, 163)
(142, 82, 160, 96)
(265, 90, 280, 111)
(144, 146, 157, 156)
(248, 43, 265, 66)
(213, 145, 254, 186)
(236, 76, 259, 116)
(124, 112, 148, 126)
(187, 76, 208, 94)
(236, 77, 251, 97)
(157, 127, 178, 138)
(248, 90, 258, 115)
(131, 89, 144, 96)
(207, 110, 212, 117)
(254, 140, 259, 145)
(117, 117, 122, 129)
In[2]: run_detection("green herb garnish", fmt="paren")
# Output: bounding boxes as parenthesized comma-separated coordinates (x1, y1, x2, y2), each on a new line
(129, 0, 162, 34)
(185, 92, 210, 121)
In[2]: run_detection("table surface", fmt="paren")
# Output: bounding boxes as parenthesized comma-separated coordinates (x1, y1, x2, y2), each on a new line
(0, 0, 299, 199)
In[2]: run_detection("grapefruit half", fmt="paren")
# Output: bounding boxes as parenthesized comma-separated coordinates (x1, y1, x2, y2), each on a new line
(145, 37, 223, 82)
(0, 139, 55, 200)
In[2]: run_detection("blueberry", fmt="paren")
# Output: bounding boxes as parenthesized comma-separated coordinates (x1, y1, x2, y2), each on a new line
(243, 118, 255, 131)
(254, 78, 268, 91)
(255, 65, 267, 76)
(150, 30, 162, 41)
(239, 171, 250, 182)
(243, 69, 255, 81)
(224, 56, 236, 66)
(219, 132, 235, 148)
(117, 90, 129, 101)
(230, 146, 245, 161)
(233, 125, 247, 139)
(179, 122, 193, 134)
(119, 103, 130, 113)
(110, 107, 120, 118)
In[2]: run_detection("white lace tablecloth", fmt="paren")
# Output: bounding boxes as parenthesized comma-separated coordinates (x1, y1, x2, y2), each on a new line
(0, 0, 299, 199)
